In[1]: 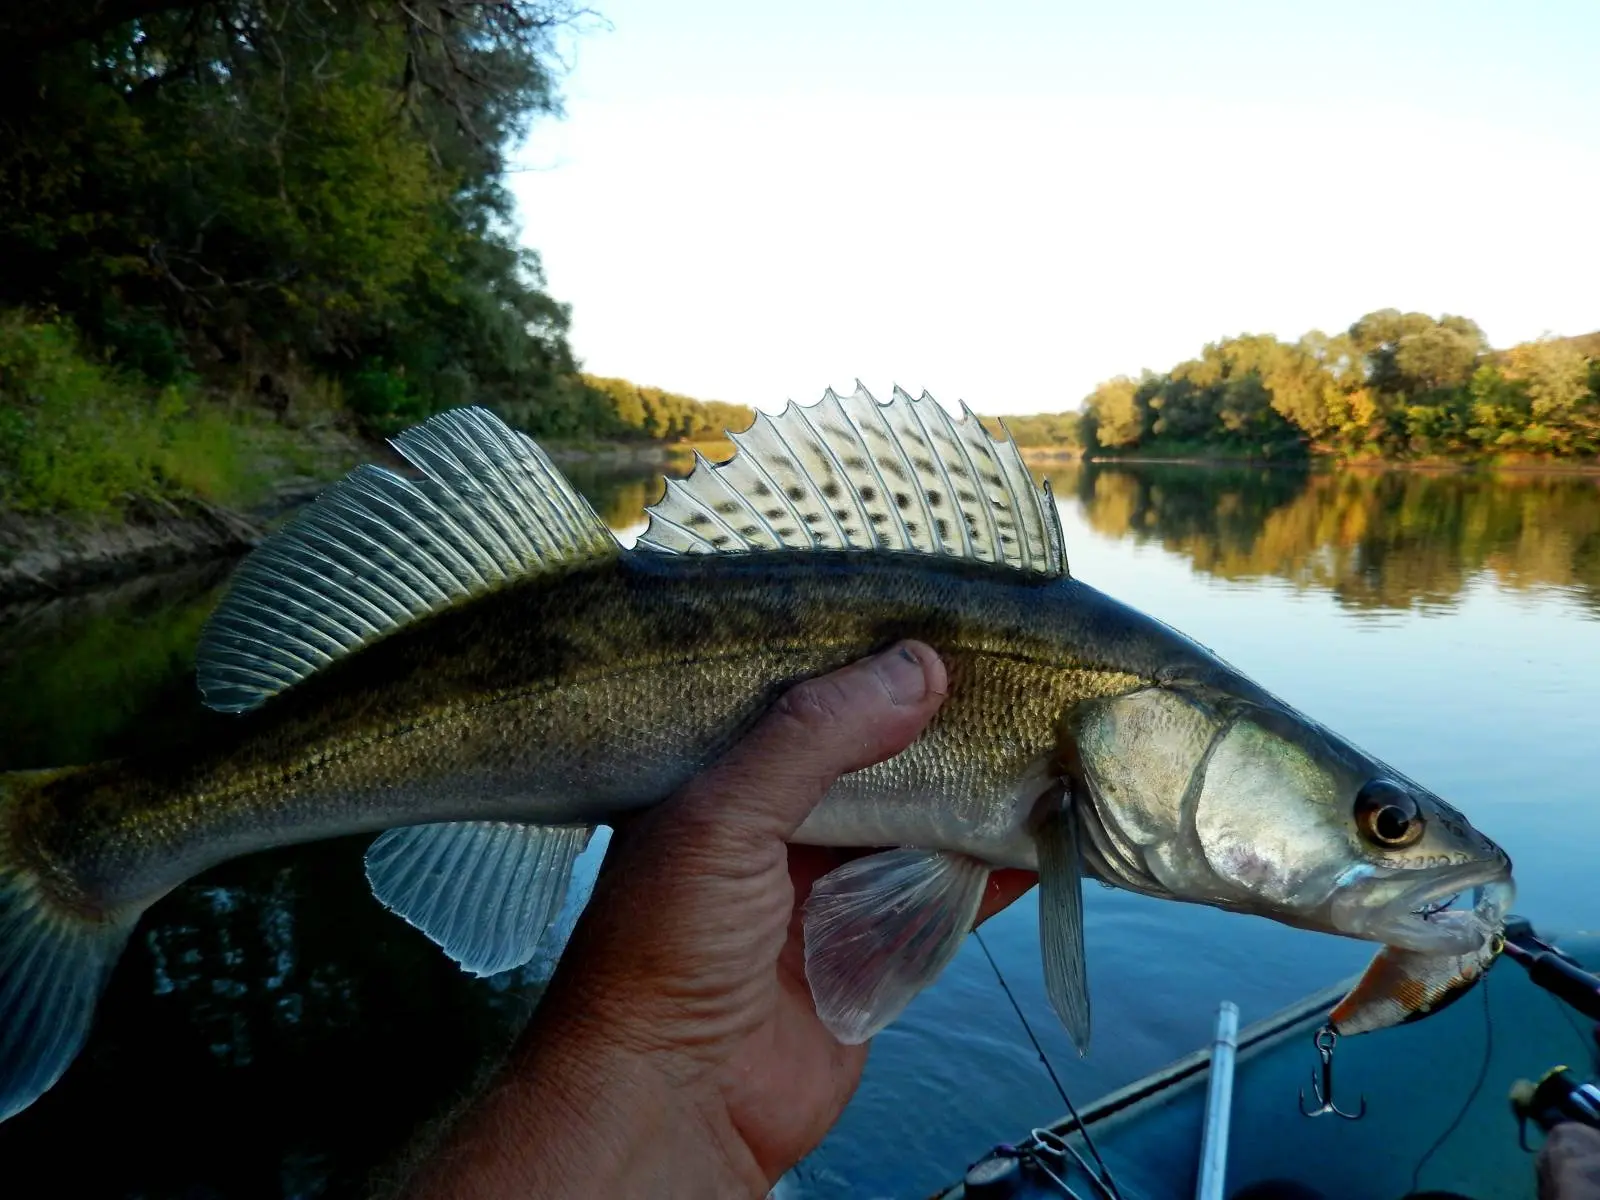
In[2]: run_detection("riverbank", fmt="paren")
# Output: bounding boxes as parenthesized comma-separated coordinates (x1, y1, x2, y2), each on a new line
(0, 432, 730, 605)
(0, 498, 264, 604)
(1082, 450, 1600, 474)
(19, 429, 1600, 605)
(1016, 446, 1085, 462)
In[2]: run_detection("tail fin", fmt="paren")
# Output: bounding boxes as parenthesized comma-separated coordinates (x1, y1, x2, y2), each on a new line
(0, 770, 135, 1122)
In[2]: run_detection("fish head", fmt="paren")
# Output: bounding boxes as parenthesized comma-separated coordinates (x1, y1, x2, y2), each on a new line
(1067, 681, 1514, 954)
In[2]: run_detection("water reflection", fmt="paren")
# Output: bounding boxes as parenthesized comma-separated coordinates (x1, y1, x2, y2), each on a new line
(1059, 463, 1600, 614)
(493, 459, 1600, 618)
(9, 838, 550, 1199)
(0, 562, 233, 769)
(556, 461, 674, 533)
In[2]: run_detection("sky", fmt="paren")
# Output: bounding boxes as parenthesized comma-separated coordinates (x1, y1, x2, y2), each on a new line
(510, 1, 1600, 416)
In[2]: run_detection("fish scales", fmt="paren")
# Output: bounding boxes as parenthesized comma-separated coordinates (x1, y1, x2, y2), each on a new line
(13, 552, 1155, 910)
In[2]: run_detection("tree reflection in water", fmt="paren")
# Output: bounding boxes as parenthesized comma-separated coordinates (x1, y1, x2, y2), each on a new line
(1063, 462, 1600, 614)
(0, 837, 557, 1198)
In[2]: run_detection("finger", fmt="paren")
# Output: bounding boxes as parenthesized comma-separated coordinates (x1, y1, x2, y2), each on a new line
(669, 640, 948, 845)
(975, 869, 1038, 926)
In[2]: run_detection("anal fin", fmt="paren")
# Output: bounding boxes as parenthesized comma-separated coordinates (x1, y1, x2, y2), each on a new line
(1037, 789, 1091, 1052)
(802, 848, 990, 1045)
(365, 820, 593, 977)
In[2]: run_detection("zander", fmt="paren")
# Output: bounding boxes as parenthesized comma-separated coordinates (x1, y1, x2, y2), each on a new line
(0, 386, 1513, 1120)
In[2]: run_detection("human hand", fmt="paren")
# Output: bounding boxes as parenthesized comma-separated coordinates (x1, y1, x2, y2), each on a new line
(404, 641, 1037, 1199)
(1531, 1025, 1600, 1200)
(1538, 1121, 1600, 1200)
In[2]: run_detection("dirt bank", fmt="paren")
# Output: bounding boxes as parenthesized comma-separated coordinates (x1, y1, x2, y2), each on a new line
(0, 498, 264, 605)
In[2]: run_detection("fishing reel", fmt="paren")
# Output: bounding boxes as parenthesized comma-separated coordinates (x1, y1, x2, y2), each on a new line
(1502, 918, 1600, 1152)
(1509, 1066, 1600, 1150)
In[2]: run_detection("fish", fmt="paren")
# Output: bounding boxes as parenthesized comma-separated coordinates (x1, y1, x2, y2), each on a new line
(0, 386, 1514, 1122)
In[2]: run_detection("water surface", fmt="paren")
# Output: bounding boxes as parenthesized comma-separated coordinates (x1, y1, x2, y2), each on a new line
(4, 461, 1598, 1197)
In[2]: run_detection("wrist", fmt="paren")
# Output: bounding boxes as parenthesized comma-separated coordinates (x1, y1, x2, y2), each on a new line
(405, 1001, 767, 1200)
(517, 1012, 765, 1199)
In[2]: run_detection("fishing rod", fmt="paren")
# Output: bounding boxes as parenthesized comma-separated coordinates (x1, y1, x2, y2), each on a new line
(1501, 917, 1600, 1149)
(1502, 918, 1600, 1024)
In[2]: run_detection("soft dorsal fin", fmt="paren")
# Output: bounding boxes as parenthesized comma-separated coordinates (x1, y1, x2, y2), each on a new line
(635, 384, 1067, 577)
(197, 407, 616, 713)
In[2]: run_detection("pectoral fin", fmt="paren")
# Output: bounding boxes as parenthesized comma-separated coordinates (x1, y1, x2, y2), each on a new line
(1037, 791, 1091, 1052)
(802, 848, 990, 1045)
(365, 820, 593, 977)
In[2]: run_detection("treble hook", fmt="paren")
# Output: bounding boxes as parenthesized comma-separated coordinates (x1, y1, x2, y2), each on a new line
(1299, 1025, 1367, 1120)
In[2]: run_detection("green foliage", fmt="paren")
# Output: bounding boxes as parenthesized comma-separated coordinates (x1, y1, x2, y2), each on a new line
(578, 375, 755, 442)
(980, 412, 1083, 448)
(0, 1, 594, 452)
(1080, 312, 1600, 461)
(0, 311, 259, 512)
(1085, 376, 1147, 449)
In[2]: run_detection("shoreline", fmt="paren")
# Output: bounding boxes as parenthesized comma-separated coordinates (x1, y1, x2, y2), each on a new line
(0, 435, 722, 606)
(10, 436, 1599, 606)
(1079, 452, 1600, 475)
(0, 498, 263, 606)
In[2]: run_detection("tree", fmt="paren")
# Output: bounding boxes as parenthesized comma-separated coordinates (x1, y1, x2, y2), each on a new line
(1084, 376, 1145, 449)
(0, 1, 596, 435)
(1501, 336, 1600, 454)
(1347, 310, 1487, 396)
(1262, 339, 1342, 440)
(1150, 362, 1219, 440)
(1076, 312, 1599, 462)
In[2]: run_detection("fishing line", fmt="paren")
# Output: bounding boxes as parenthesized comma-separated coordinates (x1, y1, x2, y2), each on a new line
(972, 927, 1122, 1200)
(1030, 1127, 1116, 1200)
(1028, 1151, 1092, 1200)
(1408, 980, 1494, 1194)
(1549, 985, 1598, 1059)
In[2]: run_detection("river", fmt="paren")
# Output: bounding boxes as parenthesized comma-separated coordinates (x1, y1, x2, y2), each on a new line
(3, 460, 1598, 1198)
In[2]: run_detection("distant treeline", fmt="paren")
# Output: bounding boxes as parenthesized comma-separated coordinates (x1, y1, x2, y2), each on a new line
(577, 376, 754, 443)
(1080, 312, 1600, 461)
(979, 412, 1085, 449)
(6, 2, 1597, 520)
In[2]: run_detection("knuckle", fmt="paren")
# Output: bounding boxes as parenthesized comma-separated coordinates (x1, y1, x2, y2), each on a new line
(772, 675, 848, 734)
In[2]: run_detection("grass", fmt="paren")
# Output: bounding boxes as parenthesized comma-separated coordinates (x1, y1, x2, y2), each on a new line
(0, 311, 307, 516)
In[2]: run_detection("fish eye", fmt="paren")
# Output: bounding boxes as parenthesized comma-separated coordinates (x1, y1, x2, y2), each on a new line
(1354, 779, 1425, 848)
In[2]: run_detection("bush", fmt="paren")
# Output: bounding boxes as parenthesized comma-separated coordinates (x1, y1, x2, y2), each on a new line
(0, 311, 254, 514)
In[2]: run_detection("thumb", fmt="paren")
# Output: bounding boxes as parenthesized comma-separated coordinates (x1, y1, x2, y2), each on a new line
(668, 640, 948, 846)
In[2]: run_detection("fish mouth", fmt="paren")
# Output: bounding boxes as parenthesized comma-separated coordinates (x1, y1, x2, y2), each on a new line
(1333, 860, 1515, 953)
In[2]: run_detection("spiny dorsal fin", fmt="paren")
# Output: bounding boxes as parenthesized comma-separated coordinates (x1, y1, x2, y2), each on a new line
(636, 383, 1068, 577)
(197, 407, 616, 713)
